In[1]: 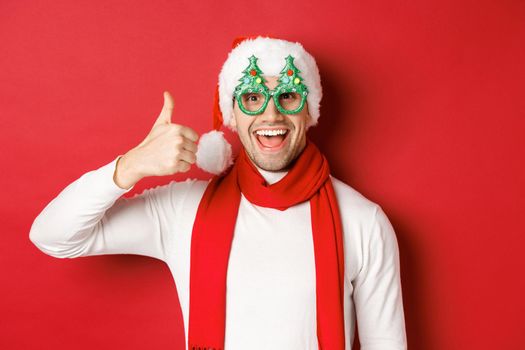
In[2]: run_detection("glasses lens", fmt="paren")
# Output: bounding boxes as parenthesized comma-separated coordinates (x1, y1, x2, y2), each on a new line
(240, 92, 267, 113)
(277, 92, 303, 112)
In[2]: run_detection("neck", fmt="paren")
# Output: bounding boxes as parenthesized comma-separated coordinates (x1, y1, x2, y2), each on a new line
(253, 165, 288, 185)
(245, 142, 312, 185)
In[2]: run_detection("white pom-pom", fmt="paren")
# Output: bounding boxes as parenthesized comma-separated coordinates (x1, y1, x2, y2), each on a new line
(196, 130, 233, 175)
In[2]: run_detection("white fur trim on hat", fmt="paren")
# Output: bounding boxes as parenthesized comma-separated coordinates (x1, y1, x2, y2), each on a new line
(218, 36, 322, 129)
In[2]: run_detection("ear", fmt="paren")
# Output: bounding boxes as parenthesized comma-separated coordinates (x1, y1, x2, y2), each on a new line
(305, 116, 313, 129)
(229, 110, 238, 131)
(304, 107, 313, 129)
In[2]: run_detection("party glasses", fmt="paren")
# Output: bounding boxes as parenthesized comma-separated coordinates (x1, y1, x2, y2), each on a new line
(233, 55, 309, 116)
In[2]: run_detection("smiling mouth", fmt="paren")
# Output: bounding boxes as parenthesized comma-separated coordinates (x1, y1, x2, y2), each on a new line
(253, 128, 290, 151)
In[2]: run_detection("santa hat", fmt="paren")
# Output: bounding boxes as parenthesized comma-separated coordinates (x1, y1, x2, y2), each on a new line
(196, 36, 322, 175)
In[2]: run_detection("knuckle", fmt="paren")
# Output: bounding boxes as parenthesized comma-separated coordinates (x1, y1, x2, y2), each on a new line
(173, 135, 184, 145)
(169, 158, 179, 168)
(187, 132, 197, 142)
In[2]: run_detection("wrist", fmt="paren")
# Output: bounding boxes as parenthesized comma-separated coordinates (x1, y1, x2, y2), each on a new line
(113, 152, 141, 190)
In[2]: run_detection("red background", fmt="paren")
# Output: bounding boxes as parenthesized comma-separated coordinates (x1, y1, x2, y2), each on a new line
(1, 1, 524, 349)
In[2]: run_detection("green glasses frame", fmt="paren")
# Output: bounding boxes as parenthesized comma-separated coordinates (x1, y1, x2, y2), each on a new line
(233, 55, 309, 116)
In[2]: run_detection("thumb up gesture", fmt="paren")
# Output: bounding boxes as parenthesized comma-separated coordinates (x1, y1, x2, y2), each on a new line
(114, 91, 199, 189)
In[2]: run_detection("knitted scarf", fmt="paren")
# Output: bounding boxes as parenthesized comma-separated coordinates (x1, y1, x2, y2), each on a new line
(188, 140, 346, 350)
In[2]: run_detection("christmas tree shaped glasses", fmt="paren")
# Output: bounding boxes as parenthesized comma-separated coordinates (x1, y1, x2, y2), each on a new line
(233, 55, 309, 115)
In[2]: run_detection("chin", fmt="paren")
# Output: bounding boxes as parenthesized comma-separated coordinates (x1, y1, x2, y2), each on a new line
(249, 146, 297, 172)
(237, 126, 306, 172)
(254, 158, 290, 172)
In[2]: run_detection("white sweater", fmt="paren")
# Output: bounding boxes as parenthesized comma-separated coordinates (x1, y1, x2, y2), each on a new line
(29, 156, 407, 350)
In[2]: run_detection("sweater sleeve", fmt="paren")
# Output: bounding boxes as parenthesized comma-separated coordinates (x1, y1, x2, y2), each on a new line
(352, 205, 408, 350)
(29, 156, 171, 262)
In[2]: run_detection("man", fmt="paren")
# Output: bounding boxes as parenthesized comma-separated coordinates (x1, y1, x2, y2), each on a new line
(30, 36, 407, 350)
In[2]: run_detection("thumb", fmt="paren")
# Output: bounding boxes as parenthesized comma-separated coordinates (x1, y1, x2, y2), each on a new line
(153, 91, 174, 126)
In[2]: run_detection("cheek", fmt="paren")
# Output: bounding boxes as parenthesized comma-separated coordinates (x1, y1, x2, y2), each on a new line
(235, 118, 252, 139)
(293, 115, 308, 132)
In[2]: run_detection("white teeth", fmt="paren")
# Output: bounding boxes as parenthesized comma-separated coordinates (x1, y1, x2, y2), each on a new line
(255, 129, 287, 136)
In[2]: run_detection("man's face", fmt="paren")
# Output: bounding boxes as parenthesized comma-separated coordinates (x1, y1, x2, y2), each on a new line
(230, 76, 311, 172)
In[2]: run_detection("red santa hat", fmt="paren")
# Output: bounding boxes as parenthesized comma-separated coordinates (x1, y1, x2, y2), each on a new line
(213, 35, 323, 129)
(196, 36, 323, 175)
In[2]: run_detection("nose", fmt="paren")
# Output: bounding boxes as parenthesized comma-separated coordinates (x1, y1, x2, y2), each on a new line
(260, 96, 284, 123)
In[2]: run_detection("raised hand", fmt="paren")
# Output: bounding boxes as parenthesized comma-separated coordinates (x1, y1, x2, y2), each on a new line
(113, 91, 199, 189)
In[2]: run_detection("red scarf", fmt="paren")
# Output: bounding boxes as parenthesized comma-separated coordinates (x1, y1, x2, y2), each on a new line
(188, 141, 346, 350)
